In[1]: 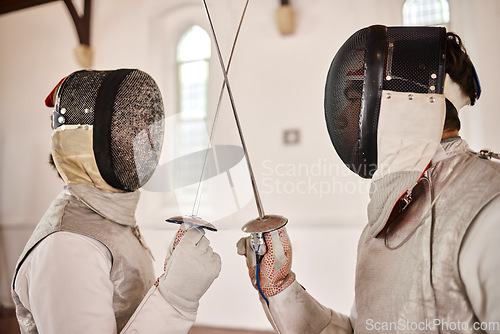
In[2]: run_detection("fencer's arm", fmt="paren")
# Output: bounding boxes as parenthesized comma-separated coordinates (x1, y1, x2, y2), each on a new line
(123, 227, 221, 334)
(14, 232, 118, 333)
(261, 281, 354, 334)
(14, 231, 206, 333)
(120, 286, 196, 334)
(237, 228, 353, 334)
(459, 194, 500, 329)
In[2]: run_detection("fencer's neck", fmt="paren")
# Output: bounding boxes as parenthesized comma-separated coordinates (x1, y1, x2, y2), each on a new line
(441, 129, 459, 140)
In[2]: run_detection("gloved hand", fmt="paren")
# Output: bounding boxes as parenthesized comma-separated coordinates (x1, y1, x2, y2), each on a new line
(156, 226, 221, 313)
(237, 226, 295, 298)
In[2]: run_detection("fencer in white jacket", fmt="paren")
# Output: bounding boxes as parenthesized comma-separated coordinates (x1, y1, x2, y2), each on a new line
(12, 69, 221, 334)
(237, 27, 500, 333)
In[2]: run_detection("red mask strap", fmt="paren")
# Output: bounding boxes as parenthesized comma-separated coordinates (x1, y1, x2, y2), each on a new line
(45, 77, 67, 107)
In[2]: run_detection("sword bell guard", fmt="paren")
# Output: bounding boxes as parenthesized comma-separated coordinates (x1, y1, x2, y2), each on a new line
(241, 214, 288, 233)
(166, 215, 218, 232)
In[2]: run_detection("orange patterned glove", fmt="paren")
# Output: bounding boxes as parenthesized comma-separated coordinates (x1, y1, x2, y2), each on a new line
(237, 226, 295, 299)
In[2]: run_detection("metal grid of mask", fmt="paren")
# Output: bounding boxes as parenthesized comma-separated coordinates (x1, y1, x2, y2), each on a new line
(58, 70, 108, 126)
(383, 27, 445, 94)
(110, 70, 165, 191)
(324, 28, 368, 177)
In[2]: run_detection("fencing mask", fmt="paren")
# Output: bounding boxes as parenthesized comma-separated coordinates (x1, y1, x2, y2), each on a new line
(325, 25, 450, 179)
(324, 25, 475, 236)
(50, 69, 165, 192)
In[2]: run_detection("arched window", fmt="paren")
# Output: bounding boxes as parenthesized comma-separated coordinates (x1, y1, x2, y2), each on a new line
(175, 25, 212, 203)
(177, 25, 211, 121)
(176, 25, 211, 156)
(403, 0, 450, 26)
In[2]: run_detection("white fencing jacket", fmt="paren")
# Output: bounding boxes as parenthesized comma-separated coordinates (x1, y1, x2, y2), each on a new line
(13, 184, 196, 334)
(263, 140, 500, 333)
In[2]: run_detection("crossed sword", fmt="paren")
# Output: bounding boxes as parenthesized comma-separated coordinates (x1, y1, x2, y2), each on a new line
(165, 0, 288, 303)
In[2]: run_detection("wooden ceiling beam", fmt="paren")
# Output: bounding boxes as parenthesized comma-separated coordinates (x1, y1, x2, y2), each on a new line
(0, 0, 93, 67)
(0, 0, 58, 15)
(0, 0, 91, 47)
(63, 0, 91, 45)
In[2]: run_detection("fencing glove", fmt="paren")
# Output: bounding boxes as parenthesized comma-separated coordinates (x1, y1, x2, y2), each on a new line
(237, 226, 295, 298)
(156, 227, 221, 313)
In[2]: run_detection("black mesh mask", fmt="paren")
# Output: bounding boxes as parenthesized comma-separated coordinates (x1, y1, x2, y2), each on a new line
(53, 69, 165, 191)
(324, 25, 446, 178)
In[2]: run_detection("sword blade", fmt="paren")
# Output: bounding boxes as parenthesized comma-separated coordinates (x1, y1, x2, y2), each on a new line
(192, 0, 250, 217)
(201, 0, 265, 218)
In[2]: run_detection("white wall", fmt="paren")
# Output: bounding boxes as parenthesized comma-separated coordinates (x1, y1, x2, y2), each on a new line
(1, 0, 499, 330)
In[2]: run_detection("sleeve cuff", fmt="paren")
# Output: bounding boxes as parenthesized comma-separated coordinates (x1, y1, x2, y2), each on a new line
(121, 286, 196, 334)
(262, 281, 353, 334)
